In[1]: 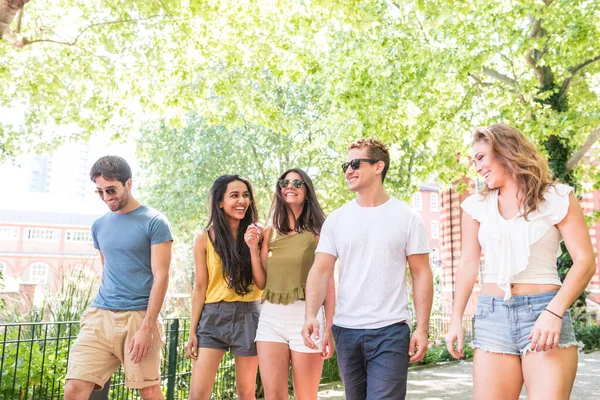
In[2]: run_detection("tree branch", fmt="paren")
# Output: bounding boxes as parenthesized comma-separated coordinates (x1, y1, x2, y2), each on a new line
(482, 67, 517, 87)
(564, 126, 600, 175)
(560, 54, 600, 97)
(24, 15, 160, 46)
(15, 8, 22, 33)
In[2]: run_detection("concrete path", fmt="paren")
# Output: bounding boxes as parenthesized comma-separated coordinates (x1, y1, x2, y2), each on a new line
(317, 351, 600, 399)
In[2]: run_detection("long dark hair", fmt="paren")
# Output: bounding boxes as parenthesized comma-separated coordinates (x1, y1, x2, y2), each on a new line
(206, 175, 259, 296)
(271, 168, 325, 235)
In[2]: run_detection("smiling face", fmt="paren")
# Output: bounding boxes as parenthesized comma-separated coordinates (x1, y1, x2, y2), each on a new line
(472, 140, 510, 190)
(280, 171, 307, 207)
(219, 180, 252, 222)
(345, 148, 381, 193)
(95, 176, 131, 213)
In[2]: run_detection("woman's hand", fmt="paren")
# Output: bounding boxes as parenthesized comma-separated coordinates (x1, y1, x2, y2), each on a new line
(529, 309, 563, 352)
(185, 333, 199, 360)
(445, 321, 465, 359)
(244, 224, 262, 251)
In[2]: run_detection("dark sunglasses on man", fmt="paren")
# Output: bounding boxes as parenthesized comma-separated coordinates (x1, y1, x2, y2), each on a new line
(95, 187, 118, 197)
(278, 179, 305, 189)
(341, 158, 379, 173)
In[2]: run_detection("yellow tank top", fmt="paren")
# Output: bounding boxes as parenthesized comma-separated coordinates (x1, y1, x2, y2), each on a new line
(204, 234, 262, 303)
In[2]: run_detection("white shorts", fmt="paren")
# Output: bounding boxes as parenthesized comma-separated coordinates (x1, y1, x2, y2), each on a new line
(255, 300, 325, 353)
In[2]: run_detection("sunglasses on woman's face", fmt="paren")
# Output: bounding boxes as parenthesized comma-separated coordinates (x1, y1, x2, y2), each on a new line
(278, 179, 305, 189)
(341, 158, 379, 173)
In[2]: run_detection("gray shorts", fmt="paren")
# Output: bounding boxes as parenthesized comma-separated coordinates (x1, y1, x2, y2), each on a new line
(196, 301, 260, 356)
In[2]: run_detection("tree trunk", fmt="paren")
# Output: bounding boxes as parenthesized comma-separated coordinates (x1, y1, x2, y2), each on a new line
(0, 0, 29, 44)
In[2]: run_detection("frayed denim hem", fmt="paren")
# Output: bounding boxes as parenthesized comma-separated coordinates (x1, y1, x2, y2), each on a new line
(520, 341, 584, 356)
(472, 343, 520, 356)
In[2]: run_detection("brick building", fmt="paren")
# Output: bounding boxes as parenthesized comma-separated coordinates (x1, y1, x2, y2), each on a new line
(0, 194, 103, 305)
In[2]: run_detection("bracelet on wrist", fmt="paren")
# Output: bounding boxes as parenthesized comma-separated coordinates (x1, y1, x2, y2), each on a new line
(544, 308, 563, 320)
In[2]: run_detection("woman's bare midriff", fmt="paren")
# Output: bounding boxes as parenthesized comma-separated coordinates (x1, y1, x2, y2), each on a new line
(480, 283, 561, 297)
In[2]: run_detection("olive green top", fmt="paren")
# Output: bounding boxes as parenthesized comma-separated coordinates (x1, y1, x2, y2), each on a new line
(262, 229, 317, 305)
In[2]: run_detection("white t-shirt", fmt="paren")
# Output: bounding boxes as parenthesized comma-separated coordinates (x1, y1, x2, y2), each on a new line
(316, 197, 430, 329)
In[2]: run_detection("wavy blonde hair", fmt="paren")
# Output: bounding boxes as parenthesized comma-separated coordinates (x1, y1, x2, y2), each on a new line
(473, 124, 555, 220)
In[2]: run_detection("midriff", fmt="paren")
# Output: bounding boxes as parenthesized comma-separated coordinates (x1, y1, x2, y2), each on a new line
(480, 283, 561, 297)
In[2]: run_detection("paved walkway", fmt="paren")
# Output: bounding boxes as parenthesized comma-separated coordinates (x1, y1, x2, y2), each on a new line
(317, 351, 600, 399)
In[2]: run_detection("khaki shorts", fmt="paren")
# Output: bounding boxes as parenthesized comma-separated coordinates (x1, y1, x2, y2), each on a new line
(66, 307, 165, 390)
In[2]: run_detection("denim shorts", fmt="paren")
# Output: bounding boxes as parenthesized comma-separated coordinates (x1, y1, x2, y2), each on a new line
(472, 291, 582, 355)
(196, 301, 260, 356)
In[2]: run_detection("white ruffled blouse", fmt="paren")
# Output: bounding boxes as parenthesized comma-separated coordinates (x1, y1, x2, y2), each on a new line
(461, 183, 572, 300)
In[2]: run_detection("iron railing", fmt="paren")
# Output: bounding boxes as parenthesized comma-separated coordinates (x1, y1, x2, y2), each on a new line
(0, 318, 339, 399)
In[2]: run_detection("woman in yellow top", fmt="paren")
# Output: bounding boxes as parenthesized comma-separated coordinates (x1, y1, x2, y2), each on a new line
(249, 168, 335, 400)
(185, 175, 262, 400)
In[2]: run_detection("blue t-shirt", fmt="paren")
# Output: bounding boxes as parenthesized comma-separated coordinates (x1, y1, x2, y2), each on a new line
(91, 205, 173, 310)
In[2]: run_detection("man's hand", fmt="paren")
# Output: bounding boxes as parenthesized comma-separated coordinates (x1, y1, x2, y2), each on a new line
(409, 328, 429, 363)
(321, 327, 335, 359)
(301, 316, 321, 350)
(128, 324, 154, 364)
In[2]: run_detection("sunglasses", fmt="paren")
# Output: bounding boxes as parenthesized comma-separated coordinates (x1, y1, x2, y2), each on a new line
(341, 158, 379, 173)
(278, 179, 305, 189)
(95, 187, 118, 197)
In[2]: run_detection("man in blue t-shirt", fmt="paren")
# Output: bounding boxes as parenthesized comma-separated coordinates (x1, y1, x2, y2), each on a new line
(65, 156, 173, 400)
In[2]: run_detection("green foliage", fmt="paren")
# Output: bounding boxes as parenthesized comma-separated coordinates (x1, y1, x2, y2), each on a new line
(413, 343, 474, 366)
(574, 322, 600, 353)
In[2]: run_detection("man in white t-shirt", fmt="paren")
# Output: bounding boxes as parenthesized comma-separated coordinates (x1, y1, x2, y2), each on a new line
(302, 138, 433, 400)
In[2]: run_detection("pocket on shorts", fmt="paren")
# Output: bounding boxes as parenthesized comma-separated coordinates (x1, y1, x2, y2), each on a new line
(474, 303, 491, 319)
(528, 302, 547, 320)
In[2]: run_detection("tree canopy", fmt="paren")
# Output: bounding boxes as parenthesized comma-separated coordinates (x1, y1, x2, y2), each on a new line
(2, 0, 599, 233)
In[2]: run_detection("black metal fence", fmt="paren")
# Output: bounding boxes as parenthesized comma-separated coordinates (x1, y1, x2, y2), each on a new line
(0, 318, 340, 399)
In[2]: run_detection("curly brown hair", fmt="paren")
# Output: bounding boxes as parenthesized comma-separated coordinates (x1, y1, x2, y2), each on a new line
(347, 138, 390, 182)
(472, 124, 555, 220)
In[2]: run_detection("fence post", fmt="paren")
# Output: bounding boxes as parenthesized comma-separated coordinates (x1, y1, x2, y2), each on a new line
(166, 319, 179, 400)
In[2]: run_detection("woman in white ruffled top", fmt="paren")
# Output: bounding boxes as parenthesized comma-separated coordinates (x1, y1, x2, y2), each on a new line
(445, 124, 596, 400)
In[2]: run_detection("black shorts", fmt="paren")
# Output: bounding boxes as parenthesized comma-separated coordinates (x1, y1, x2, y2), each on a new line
(196, 301, 260, 356)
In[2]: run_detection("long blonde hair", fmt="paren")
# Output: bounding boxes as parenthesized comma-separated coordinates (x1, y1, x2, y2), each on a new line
(473, 124, 555, 220)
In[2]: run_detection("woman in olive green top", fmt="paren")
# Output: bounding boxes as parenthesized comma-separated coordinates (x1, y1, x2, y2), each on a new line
(246, 168, 335, 400)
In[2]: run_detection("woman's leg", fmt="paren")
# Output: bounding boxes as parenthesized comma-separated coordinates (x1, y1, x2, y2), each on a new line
(473, 349, 523, 400)
(257, 341, 291, 400)
(522, 347, 578, 400)
(290, 350, 323, 400)
(189, 348, 226, 400)
(234, 354, 259, 400)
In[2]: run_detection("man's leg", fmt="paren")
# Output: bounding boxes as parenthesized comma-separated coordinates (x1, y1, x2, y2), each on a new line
(332, 325, 367, 400)
(139, 384, 164, 400)
(364, 322, 410, 400)
(64, 379, 95, 400)
(65, 308, 121, 399)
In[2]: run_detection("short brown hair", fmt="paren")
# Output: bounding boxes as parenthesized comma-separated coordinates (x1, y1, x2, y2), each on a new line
(89, 155, 132, 184)
(347, 138, 390, 182)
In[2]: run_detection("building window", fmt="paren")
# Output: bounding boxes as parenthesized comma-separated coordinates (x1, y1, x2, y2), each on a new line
(430, 193, 439, 211)
(66, 230, 93, 243)
(30, 262, 49, 284)
(412, 192, 422, 210)
(26, 228, 59, 241)
(476, 177, 486, 193)
(478, 258, 486, 283)
(0, 227, 19, 240)
(431, 220, 439, 239)
(430, 248, 440, 267)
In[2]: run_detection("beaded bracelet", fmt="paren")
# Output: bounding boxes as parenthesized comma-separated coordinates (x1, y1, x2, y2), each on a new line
(544, 308, 563, 320)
